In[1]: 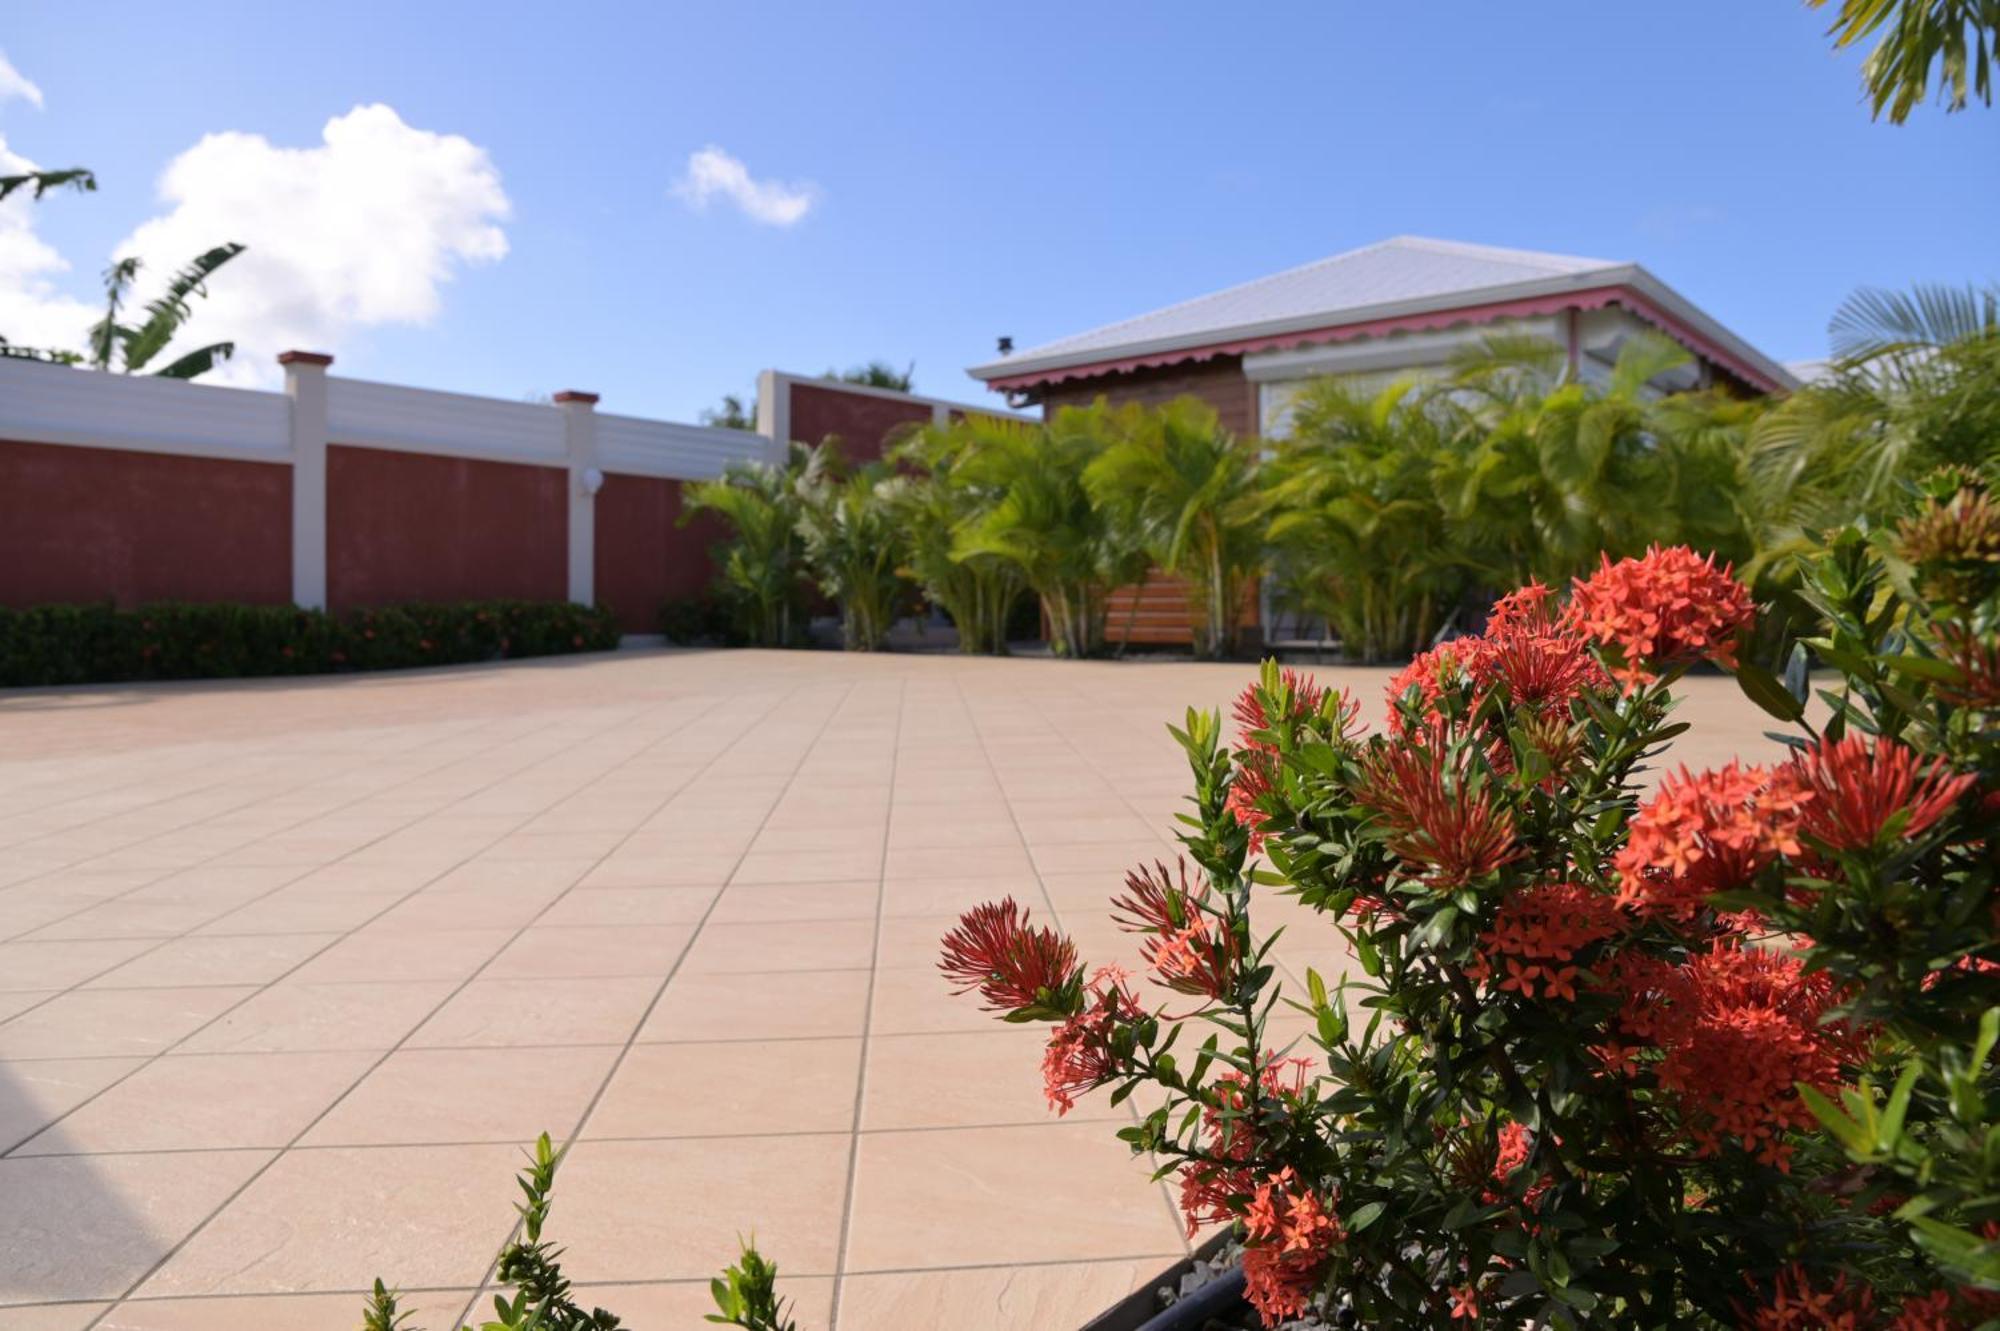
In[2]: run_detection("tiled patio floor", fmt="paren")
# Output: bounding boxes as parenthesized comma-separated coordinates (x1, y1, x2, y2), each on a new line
(0, 648, 1777, 1330)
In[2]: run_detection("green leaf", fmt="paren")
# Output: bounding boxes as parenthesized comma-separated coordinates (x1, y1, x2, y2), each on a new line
(1737, 661, 1806, 723)
(1345, 1200, 1386, 1232)
(1799, 1082, 1874, 1155)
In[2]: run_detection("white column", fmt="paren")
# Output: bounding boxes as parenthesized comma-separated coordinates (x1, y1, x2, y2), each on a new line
(555, 391, 600, 605)
(755, 369, 789, 464)
(279, 350, 332, 610)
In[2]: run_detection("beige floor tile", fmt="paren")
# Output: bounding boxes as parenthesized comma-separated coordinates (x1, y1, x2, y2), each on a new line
(843, 1122, 1184, 1270)
(538, 886, 719, 927)
(407, 976, 659, 1048)
(84, 933, 339, 989)
(288, 927, 517, 983)
(0, 938, 157, 991)
(577, 852, 743, 889)
(135, 1143, 522, 1297)
(177, 981, 455, 1054)
(0, 988, 253, 1060)
(14, 1051, 375, 1155)
(0, 1057, 147, 1150)
(879, 873, 1040, 918)
(0, 1148, 274, 1302)
(705, 881, 879, 924)
(835, 1257, 1168, 1330)
(545, 1135, 850, 1282)
(193, 890, 408, 937)
(869, 965, 1004, 1036)
(479, 924, 695, 979)
(638, 969, 869, 1043)
(583, 1038, 861, 1139)
(678, 919, 877, 974)
(862, 1030, 1106, 1130)
(97, 1288, 477, 1331)
(366, 886, 563, 931)
(302, 1045, 620, 1146)
(732, 847, 885, 885)
(0, 1303, 112, 1331)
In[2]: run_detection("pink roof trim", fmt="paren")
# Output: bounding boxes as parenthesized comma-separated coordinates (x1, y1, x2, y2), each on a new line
(985, 285, 1783, 395)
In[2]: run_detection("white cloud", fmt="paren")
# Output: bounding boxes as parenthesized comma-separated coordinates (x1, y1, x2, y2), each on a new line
(672, 145, 816, 226)
(0, 51, 44, 109)
(105, 103, 510, 385)
(0, 134, 98, 353)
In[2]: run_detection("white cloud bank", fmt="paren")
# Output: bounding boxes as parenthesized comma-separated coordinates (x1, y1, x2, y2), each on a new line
(0, 103, 510, 385)
(672, 145, 816, 226)
(0, 50, 44, 109)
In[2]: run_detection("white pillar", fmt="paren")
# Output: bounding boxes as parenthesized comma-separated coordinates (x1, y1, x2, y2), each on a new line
(279, 350, 332, 610)
(555, 391, 599, 605)
(755, 369, 789, 464)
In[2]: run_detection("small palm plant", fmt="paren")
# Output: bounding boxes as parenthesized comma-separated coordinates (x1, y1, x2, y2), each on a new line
(794, 446, 908, 651)
(682, 445, 812, 647)
(1084, 397, 1265, 659)
(86, 243, 246, 380)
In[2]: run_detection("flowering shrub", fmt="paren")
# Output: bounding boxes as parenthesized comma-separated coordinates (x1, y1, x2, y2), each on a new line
(940, 483, 1998, 1328)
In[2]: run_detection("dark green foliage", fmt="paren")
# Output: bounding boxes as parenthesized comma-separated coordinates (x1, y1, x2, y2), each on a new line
(659, 595, 744, 646)
(0, 599, 620, 687)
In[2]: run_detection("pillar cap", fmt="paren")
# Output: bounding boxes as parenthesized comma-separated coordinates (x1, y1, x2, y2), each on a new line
(553, 390, 599, 405)
(277, 350, 334, 367)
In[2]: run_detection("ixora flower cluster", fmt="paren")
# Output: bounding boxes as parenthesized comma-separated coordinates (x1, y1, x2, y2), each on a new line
(941, 492, 2000, 1329)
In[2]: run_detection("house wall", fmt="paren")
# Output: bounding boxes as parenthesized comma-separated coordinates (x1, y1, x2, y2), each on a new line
(1036, 355, 1259, 437)
(0, 438, 292, 607)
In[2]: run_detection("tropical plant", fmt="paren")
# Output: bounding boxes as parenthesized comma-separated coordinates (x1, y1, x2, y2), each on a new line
(701, 392, 757, 431)
(793, 446, 908, 651)
(950, 402, 1145, 658)
(0, 166, 96, 365)
(682, 444, 812, 647)
(940, 508, 1998, 1328)
(824, 359, 915, 392)
(1809, 0, 2000, 121)
(1084, 398, 1265, 659)
(1260, 375, 1468, 662)
(885, 419, 1026, 654)
(84, 243, 246, 379)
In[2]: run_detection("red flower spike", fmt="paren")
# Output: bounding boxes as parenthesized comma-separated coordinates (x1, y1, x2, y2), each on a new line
(1111, 860, 1242, 999)
(1357, 743, 1521, 887)
(938, 899, 1081, 1013)
(1041, 966, 1142, 1114)
(1228, 673, 1356, 851)
(1562, 545, 1755, 689)
(1789, 733, 1976, 853)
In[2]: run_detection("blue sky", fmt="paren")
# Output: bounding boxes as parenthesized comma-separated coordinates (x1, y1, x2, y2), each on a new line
(2, 2, 1994, 421)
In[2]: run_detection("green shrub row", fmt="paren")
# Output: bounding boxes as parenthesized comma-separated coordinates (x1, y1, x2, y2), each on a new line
(0, 598, 622, 687)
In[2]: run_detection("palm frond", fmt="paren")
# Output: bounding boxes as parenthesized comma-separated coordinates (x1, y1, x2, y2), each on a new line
(0, 167, 96, 205)
(1829, 282, 2000, 362)
(123, 243, 246, 373)
(150, 342, 237, 380)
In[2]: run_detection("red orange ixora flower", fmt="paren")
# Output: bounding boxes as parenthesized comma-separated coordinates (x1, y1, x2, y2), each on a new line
(1470, 880, 1624, 1000)
(938, 898, 1080, 1013)
(1357, 742, 1520, 887)
(1041, 966, 1142, 1114)
(1613, 762, 1810, 919)
(1240, 1166, 1344, 1325)
(1562, 545, 1755, 688)
(1111, 859, 1241, 1000)
(1226, 670, 1355, 851)
(1787, 733, 1976, 853)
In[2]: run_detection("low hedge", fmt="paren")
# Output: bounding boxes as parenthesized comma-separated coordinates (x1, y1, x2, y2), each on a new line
(0, 599, 622, 687)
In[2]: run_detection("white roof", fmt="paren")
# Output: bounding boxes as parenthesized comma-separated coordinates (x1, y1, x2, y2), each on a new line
(968, 235, 1796, 392)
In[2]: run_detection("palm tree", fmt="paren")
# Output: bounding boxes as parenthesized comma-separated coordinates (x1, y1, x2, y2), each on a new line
(794, 448, 908, 651)
(949, 405, 1140, 658)
(700, 392, 757, 431)
(884, 420, 1026, 654)
(85, 243, 246, 379)
(0, 167, 95, 365)
(681, 444, 812, 647)
(1808, 0, 2000, 122)
(1083, 397, 1264, 659)
(824, 360, 915, 392)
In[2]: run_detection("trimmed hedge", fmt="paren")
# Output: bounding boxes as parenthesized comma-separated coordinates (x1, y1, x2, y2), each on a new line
(0, 599, 622, 688)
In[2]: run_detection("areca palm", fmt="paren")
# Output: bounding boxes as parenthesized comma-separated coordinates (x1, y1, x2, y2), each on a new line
(794, 449, 908, 652)
(884, 420, 1026, 654)
(681, 444, 812, 646)
(1082, 397, 1264, 659)
(86, 243, 246, 379)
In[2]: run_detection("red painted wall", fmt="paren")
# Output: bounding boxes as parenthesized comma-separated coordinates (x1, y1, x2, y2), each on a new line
(594, 473, 722, 632)
(787, 383, 934, 463)
(327, 444, 566, 610)
(1037, 355, 1258, 438)
(0, 438, 291, 608)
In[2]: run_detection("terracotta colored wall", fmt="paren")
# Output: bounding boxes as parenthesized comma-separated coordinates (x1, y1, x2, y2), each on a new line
(787, 383, 934, 463)
(593, 473, 722, 632)
(327, 444, 566, 610)
(0, 438, 291, 608)
(1037, 354, 1258, 437)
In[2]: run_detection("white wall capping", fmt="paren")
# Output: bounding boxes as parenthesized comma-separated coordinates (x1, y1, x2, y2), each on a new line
(755, 369, 789, 462)
(281, 355, 332, 611)
(0, 358, 289, 462)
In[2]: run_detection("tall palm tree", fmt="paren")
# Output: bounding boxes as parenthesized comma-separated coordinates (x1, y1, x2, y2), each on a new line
(794, 448, 908, 652)
(1082, 397, 1264, 659)
(1808, 0, 2000, 122)
(86, 243, 246, 379)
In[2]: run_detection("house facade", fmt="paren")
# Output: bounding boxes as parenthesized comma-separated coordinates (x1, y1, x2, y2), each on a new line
(964, 236, 1798, 646)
